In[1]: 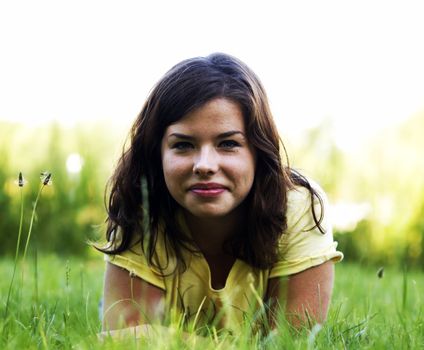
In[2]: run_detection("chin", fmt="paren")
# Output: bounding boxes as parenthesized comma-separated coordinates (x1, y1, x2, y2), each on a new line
(187, 206, 233, 219)
(191, 210, 229, 219)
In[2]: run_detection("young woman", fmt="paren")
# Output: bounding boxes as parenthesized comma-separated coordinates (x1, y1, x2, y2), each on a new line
(99, 53, 343, 335)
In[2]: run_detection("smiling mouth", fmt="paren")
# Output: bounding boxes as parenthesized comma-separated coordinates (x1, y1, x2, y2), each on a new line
(190, 188, 226, 197)
(189, 183, 227, 197)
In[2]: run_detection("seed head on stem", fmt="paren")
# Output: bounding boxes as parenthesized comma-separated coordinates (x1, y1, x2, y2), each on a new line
(15, 172, 27, 187)
(40, 172, 52, 186)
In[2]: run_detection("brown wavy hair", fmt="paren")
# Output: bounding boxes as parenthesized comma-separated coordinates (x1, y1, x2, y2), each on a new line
(99, 53, 324, 270)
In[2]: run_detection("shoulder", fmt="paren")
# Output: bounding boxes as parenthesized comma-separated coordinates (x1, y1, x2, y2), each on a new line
(280, 179, 339, 262)
(269, 179, 343, 277)
(286, 178, 326, 205)
(285, 179, 328, 233)
(102, 225, 178, 289)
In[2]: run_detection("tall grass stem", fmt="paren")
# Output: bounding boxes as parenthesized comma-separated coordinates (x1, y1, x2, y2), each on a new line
(22, 184, 45, 265)
(34, 244, 39, 305)
(402, 266, 408, 311)
(4, 187, 24, 319)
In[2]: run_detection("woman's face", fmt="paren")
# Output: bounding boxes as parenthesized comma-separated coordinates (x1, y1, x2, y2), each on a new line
(161, 98, 256, 219)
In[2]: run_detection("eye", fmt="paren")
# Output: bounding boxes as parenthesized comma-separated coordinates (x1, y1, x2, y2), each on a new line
(172, 141, 194, 151)
(219, 140, 241, 149)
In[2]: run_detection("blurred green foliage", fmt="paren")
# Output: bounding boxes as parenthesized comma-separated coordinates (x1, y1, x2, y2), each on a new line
(0, 120, 128, 257)
(289, 112, 424, 268)
(1, 113, 423, 267)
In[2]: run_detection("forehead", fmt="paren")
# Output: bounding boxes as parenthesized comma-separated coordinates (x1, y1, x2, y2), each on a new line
(164, 98, 245, 135)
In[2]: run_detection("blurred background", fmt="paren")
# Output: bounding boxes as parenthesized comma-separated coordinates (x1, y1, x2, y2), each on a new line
(1, 0, 423, 267)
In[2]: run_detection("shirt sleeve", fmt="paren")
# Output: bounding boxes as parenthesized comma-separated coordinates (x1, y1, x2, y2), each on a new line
(269, 182, 343, 278)
(103, 232, 166, 290)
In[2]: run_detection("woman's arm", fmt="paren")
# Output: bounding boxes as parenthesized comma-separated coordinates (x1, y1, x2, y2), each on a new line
(100, 263, 215, 345)
(266, 260, 335, 329)
(102, 262, 165, 331)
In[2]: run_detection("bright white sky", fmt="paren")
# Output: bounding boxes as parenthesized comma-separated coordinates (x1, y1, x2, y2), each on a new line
(1, 0, 423, 151)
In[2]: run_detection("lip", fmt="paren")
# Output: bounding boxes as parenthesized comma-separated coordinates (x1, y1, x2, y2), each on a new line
(189, 182, 227, 197)
(190, 182, 226, 190)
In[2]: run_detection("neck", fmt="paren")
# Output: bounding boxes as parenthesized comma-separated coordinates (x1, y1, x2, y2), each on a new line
(184, 207, 245, 256)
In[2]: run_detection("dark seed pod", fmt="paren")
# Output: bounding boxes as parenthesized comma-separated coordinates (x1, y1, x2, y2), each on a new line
(18, 172, 24, 187)
(40, 172, 52, 186)
(43, 173, 52, 186)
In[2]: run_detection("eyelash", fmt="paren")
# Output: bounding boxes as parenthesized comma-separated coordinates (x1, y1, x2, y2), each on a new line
(171, 140, 241, 151)
(172, 142, 194, 150)
(218, 140, 241, 149)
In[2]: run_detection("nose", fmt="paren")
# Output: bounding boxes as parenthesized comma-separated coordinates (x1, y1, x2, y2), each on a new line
(193, 146, 219, 176)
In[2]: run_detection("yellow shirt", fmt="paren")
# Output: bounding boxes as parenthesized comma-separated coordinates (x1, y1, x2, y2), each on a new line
(104, 185, 343, 332)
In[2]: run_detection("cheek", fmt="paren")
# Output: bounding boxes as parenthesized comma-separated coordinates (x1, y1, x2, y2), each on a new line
(225, 155, 256, 189)
(243, 154, 256, 191)
(162, 154, 191, 189)
(244, 163, 256, 191)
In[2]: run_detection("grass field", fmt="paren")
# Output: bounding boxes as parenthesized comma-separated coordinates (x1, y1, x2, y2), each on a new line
(1, 255, 423, 349)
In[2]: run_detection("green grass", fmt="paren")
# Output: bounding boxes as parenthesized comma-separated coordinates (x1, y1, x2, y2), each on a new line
(1, 256, 423, 349)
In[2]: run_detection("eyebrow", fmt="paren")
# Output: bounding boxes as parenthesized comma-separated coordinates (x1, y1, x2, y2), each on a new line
(168, 131, 245, 139)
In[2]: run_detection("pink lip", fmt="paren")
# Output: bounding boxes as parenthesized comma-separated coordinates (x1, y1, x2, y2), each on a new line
(189, 183, 227, 197)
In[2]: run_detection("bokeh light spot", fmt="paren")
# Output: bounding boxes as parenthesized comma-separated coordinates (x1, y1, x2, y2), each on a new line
(66, 153, 83, 174)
